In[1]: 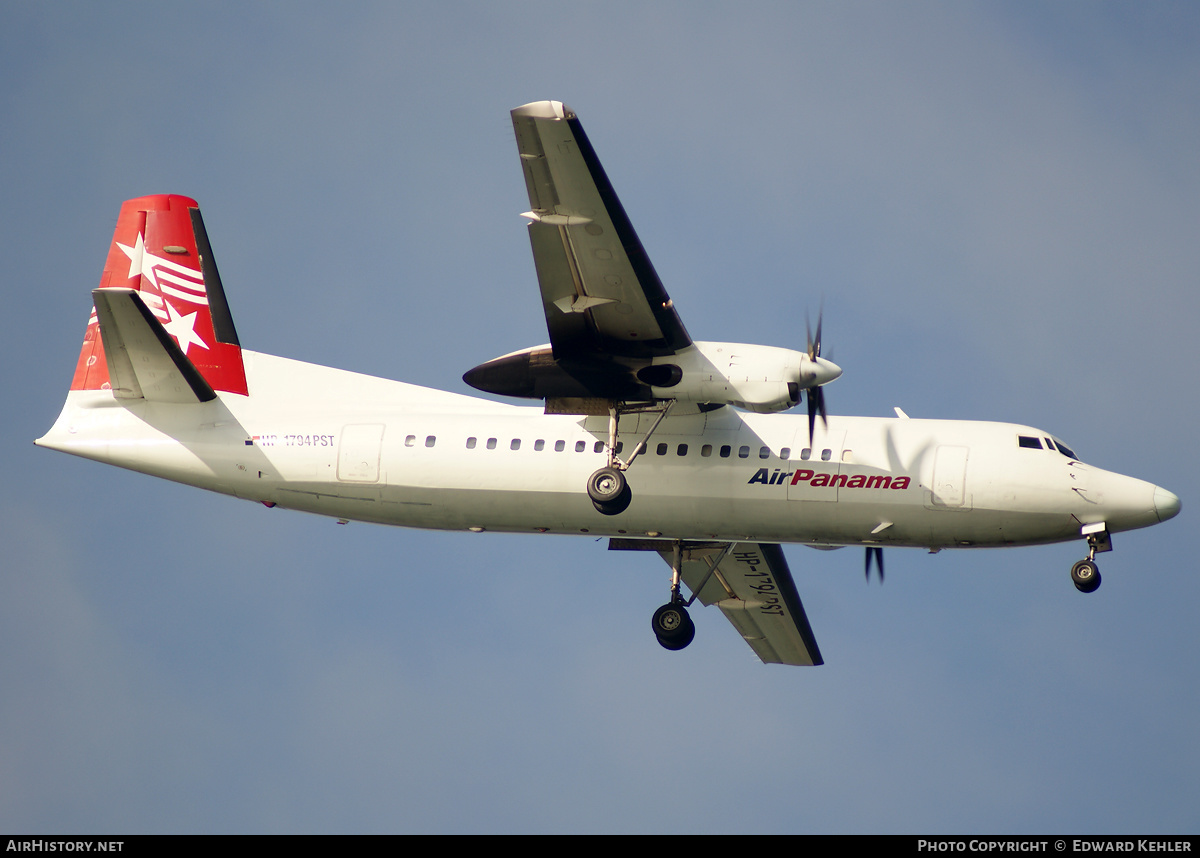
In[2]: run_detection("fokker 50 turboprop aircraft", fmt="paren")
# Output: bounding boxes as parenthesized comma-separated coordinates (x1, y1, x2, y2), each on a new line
(38, 101, 1180, 666)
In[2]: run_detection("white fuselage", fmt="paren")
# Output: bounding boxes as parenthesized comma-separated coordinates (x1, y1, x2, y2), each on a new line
(37, 350, 1170, 550)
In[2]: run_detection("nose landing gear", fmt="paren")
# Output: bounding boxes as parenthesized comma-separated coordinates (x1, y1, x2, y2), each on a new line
(1071, 559, 1101, 593)
(1071, 523, 1111, 593)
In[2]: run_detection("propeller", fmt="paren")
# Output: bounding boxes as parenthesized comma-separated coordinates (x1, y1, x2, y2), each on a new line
(865, 546, 884, 584)
(804, 307, 841, 445)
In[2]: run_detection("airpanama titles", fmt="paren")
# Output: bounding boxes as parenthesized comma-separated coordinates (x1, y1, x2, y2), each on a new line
(748, 467, 913, 490)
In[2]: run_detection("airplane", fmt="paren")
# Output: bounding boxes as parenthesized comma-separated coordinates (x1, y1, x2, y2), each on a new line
(37, 100, 1180, 666)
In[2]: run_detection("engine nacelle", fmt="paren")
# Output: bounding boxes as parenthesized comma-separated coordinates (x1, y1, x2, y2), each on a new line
(642, 341, 840, 413)
(463, 340, 841, 412)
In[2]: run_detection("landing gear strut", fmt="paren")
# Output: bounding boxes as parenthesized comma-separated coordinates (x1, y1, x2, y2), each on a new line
(1071, 523, 1111, 594)
(652, 540, 696, 651)
(587, 400, 675, 515)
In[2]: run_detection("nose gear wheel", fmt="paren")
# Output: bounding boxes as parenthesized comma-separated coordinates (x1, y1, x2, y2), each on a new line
(1071, 559, 1101, 593)
(1070, 526, 1110, 593)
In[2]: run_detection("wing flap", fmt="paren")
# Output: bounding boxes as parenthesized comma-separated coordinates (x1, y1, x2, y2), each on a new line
(92, 287, 216, 403)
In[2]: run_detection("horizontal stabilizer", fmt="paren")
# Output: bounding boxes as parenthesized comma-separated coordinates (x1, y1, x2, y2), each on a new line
(92, 288, 216, 403)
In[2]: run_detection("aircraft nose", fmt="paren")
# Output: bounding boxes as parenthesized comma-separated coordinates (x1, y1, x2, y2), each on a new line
(1154, 486, 1181, 522)
(1085, 470, 1168, 533)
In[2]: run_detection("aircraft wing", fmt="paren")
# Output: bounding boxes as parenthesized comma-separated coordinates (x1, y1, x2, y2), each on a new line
(613, 540, 823, 666)
(511, 101, 691, 362)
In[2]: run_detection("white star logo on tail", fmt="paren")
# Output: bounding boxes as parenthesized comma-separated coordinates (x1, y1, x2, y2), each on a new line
(161, 300, 208, 356)
(115, 232, 211, 354)
(116, 233, 209, 305)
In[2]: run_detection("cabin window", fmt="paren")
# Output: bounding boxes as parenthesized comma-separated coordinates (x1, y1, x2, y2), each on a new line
(821, 448, 832, 461)
(657, 443, 668, 456)
(780, 447, 791, 460)
(800, 448, 811, 460)
(615, 442, 624, 454)
(425, 436, 436, 448)
(575, 441, 586, 452)
(466, 437, 477, 449)
(487, 438, 497, 450)
(510, 439, 521, 450)
(555, 440, 565, 452)
(1018, 435, 1042, 449)
(677, 444, 688, 456)
(594, 441, 605, 453)
(534, 439, 545, 451)
(720, 445, 732, 458)
(405, 435, 416, 447)
(759, 446, 770, 459)
(701, 444, 713, 457)
(842, 449, 853, 462)
(738, 445, 750, 458)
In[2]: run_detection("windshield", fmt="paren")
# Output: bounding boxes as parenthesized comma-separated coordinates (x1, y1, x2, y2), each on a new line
(1052, 438, 1079, 460)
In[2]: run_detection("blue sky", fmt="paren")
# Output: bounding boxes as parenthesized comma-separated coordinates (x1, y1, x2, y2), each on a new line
(2, 1, 1197, 833)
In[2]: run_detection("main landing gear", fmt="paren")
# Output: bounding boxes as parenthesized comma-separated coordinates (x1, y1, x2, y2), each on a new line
(652, 600, 695, 650)
(1071, 523, 1112, 594)
(587, 400, 675, 515)
(587, 467, 630, 515)
(648, 540, 720, 653)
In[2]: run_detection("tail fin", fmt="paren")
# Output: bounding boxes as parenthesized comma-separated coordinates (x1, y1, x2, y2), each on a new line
(71, 195, 248, 397)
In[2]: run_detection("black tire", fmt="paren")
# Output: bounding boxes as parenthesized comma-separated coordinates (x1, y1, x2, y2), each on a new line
(587, 467, 627, 504)
(657, 612, 696, 652)
(652, 602, 693, 643)
(588, 467, 632, 515)
(656, 626, 696, 651)
(592, 488, 631, 516)
(1071, 559, 1101, 593)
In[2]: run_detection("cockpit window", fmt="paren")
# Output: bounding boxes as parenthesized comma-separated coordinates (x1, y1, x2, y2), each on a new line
(1053, 439, 1079, 460)
(1019, 433, 1079, 459)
